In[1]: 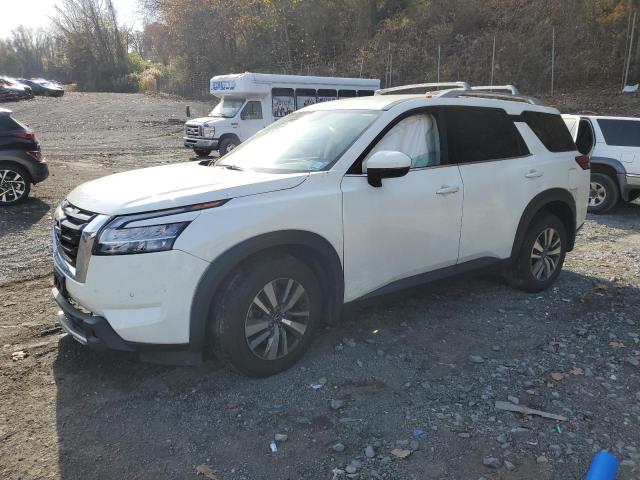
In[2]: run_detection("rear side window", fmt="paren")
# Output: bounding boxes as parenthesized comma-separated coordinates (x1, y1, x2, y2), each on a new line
(597, 119, 640, 147)
(522, 111, 576, 152)
(272, 88, 294, 118)
(444, 107, 529, 163)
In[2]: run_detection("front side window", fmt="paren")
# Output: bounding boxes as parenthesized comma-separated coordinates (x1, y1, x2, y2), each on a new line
(272, 88, 295, 118)
(217, 110, 379, 173)
(445, 107, 530, 163)
(521, 111, 576, 152)
(241, 101, 263, 120)
(209, 97, 245, 118)
(597, 119, 640, 147)
(364, 114, 441, 171)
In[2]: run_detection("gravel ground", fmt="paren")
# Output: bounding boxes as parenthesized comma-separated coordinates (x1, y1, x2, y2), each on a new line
(0, 92, 639, 480)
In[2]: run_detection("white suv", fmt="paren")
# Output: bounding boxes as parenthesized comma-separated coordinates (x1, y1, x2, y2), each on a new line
(562, 114, 640, 212)
(53, 89, 589, 376)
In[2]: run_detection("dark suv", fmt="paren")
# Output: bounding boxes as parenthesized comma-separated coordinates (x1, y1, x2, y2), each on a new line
(0, 108, 48, 205)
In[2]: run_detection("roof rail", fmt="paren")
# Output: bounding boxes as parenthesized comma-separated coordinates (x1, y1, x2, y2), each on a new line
(437, 89, 544, 105)
(376, 81, 470, 95)
(471, 84, 519, 95)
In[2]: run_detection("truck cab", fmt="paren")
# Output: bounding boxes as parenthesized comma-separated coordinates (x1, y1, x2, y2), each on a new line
(183, 72, 379, 158)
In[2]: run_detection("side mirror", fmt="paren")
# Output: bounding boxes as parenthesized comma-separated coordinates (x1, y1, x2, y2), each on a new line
(366, 150, 411, 187)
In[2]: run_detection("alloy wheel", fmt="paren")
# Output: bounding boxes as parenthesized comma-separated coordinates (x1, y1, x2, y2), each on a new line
(244, 278, 311, 360)
(589, 181, 606, 207)
(0, 170, 27, 204)
(530, 227, 562, 281)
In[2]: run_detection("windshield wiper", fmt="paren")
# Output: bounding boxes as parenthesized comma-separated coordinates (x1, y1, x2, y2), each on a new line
(222, 164, 244, 171)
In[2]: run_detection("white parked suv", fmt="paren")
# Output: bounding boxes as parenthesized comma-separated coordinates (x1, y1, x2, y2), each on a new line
(562, 114, 640, 212)
(53, 87, 589, 376)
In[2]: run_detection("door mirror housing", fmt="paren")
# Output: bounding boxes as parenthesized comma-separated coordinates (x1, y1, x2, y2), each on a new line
(366, 150, 411, 187)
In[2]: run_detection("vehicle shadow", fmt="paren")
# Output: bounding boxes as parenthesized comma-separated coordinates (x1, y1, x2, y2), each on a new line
(588, 199, 640, 232)
(52, 268, 639, 480)
(0, 197, 50, 238)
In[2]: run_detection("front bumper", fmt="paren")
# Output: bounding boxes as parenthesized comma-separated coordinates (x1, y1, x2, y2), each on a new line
(53, 285, 135, 351)
(183, 137, 218, 150)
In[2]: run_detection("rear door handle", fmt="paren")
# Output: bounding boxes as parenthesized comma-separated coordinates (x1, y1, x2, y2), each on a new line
(436, 185, 460, 195)
(525, 170, 543, 179)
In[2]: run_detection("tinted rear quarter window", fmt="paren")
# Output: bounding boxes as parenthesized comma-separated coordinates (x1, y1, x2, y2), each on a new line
(522, 111, 576, 152)
(444, 107, 529, 163)
(597, 119, 640, 147)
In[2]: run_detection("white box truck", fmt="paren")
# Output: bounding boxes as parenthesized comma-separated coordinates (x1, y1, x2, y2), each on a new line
(183, 72, 381, 157)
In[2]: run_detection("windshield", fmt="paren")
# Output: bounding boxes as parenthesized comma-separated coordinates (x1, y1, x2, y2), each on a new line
(209, 97, 245, 118)
(217, 110, 379, 172)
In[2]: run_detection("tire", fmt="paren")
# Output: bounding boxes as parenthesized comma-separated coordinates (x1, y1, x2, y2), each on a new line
(211, 254, 323, 377)
(508, 213, 567, 293)
(588, 173, 618, 213)
(218, 137, 239, 156)
(193, 148, 212, 158)
(0, 163, 31, 206)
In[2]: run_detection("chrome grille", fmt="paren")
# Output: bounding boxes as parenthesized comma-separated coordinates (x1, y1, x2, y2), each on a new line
(185, 124, 202, 138)
(54, 203, 97, 267)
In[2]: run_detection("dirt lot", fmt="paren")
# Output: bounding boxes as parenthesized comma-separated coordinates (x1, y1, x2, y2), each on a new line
(0, 91, 639, 480)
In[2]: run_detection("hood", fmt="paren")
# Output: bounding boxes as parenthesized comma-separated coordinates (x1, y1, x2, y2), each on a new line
(67, 162, 308, 215)
(185, 116, 229, 125)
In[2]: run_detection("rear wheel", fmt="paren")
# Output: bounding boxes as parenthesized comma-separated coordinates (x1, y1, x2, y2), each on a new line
(0, 163, 31, 206)
(193, 148, 212, 158)
(211, 255, 323, 377)
(588, 173, 618, 213)
(508, 213, 567, 293)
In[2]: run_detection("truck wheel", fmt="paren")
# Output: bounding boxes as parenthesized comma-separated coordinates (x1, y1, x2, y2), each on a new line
(219, 138, 239, 156)
(507, 213, 567, 293)
(193, 148, 212, 158)
(0, 163, 31, 206)
(588, 173, 618, 213)
(211, 254, 322, 377)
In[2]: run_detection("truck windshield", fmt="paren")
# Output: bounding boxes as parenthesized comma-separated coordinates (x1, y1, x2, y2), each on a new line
(216, 110, 379, 172)
(209, 97, 246, 118)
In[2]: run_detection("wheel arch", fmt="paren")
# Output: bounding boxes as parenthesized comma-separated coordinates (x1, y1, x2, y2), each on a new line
(189, 230, 344, 351)
(0, 158, 33, 184)
(511, 189, 577, 260)
(218, 133, 241, 146)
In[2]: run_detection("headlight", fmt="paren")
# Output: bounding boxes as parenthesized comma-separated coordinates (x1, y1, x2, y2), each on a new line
(203, 122, 215, 138)
(96, 219, 189, 255)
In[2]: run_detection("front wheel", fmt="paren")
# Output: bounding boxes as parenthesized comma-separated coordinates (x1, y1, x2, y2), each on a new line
(0, 164, 31, 206)
(508, 214, 567, 293)
(588, 173, 618, 213)
(211, 255, 323, 377)
(218, 138, 239, 156)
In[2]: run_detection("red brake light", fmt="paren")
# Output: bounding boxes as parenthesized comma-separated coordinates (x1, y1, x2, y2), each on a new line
(15, 132, 35, 140)
(575, 155, 590, 170)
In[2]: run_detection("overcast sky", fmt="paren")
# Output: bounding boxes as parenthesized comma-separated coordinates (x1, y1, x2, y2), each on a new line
(0, 0, 143, 39)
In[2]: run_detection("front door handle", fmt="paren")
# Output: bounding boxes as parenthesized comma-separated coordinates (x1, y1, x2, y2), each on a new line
(525, 170, 543, 179)
(436, 185, 460, 195)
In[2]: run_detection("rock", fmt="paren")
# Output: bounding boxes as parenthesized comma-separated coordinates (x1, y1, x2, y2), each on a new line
(625, 356, 640, 367)
(469, 355, 485, 364)
(458, 432, 471, 439)
(504, 460, 516, 471)
(508, 395, 520, 405)
(537, 455, 548, 464)
(365, 446, 375, 458)
(380, 456, 392, 464)
(345, 460, 361, 474)
(331, 399, 345, 410)
(391, 448, 412, 459)
(482, 457, 501, 469)
(343, 338, 356, 348)
(332, 443, 346, 452)
(274, 433, 288, 442)
(409, 440, 420, 451)
(496, 433, 508, 444)
(492, 346, 501, 351)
